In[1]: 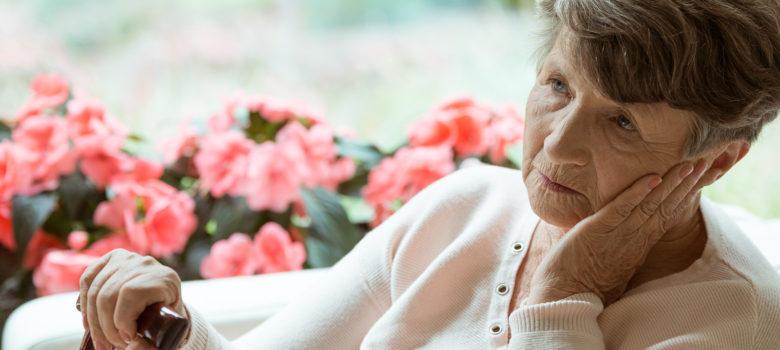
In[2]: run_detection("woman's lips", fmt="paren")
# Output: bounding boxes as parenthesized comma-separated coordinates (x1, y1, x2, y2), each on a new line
(538, 170, 580, 195)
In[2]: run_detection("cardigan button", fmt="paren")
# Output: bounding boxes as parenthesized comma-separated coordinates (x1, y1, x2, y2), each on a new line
(489, 323, 503, 335)
(512, 242, 524, 253)
(496, 283, 509, 295)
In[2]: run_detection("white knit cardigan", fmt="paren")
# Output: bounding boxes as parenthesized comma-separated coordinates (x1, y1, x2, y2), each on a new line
(181, 165, 780, 349)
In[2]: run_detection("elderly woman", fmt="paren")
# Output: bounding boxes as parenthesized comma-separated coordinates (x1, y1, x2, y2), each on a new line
(79, 0, 780, 349)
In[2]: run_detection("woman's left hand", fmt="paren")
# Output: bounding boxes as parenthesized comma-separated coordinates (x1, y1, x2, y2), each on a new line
(526, 159, 708, 306)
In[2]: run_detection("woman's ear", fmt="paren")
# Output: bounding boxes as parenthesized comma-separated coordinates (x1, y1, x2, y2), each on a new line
(694, 140, 751, 191)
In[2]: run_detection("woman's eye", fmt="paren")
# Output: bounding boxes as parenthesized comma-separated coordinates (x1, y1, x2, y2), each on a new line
(550, 78, 569, 94)
(614, 115, 637, 132)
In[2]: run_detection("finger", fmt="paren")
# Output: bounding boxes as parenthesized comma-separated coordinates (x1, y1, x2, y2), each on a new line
(114, 273, 161, 342)
(644, 159, 708, 238)
(88, 262, 121, 350)
(590, 172, 665, 230)
(80, 253, 111, 329)
(126, 337, 156, 350)
(99, 270, 135, 347)
(688, 160, 718, 196)
(622, 160, 698, 231)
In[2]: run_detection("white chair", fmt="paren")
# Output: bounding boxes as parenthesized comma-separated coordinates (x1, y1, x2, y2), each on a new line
(3, 201, 779, 350)
(3, 268, 329, 350)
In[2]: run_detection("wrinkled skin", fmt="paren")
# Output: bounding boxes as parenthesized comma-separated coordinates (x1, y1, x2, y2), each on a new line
(79, 249, 186, 350)
(520, 29, 751, 306)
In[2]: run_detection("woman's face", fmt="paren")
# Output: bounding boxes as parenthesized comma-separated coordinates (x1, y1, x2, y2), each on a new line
(522, 36, 697, 229)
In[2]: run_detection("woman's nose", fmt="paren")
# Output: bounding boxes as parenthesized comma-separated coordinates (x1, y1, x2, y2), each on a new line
(543, 112, 589, 166)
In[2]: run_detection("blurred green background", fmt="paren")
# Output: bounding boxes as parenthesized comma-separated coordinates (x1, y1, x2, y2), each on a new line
(0, 0, 778, 218)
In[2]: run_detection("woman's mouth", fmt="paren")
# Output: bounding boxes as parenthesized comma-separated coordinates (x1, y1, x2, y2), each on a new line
(537, 170, 580, 195)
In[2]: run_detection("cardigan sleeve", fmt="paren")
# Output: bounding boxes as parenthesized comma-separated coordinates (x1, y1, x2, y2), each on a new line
(177, 167, 473, 349)
(507, 292, 606, 350)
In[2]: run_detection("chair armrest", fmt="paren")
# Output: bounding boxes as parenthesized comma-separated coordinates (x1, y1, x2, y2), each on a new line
(2, 268, 329, 350)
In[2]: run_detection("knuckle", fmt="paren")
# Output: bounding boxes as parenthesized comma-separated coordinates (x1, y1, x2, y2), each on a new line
(79, 272, 90, 289)
(140, 256, 156, 266)
(657, 205, 676, 222)
(87, 285, 100, 301)
(162, 268, 180, 282)
(648, 216, 668, 234)
(96, 288, 114, 307)
(614, 204, 633, 219)
(638, 201, 657, 217)
(594, 215, 620, 230)
(112, 248, 129, 256)
(119, 281, 142, 296)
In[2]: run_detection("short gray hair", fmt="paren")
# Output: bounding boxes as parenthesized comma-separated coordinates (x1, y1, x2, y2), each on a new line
(535, 0, 780, 157)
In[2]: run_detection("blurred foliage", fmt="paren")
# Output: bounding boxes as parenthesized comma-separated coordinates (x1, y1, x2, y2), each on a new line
(1, 0, 778, 225)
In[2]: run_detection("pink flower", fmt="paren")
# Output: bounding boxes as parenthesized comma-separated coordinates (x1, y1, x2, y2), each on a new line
(33, 250, 98, 296)
(110, 157, 164, 184)
(243, 142, 303, 212)
(66, 96, 127, 155)
(254, 222, 306, 274)
(200, 233, 259, 279)
(94, 179, 197, 257)
(68, 230, 89, 251)
(80, 145, 159, 190)
(275, 122, 356, 190)
(363, 146, 455, 227)
(208, 110, 236, 133)
(0, 201, 13, 251)
(80, 147, 133, 189)
(207, 94, 245, 133)
(407, 117, 453, 149)
(16, 74, 70, 121)
(194, 131, 253, 198)
(322, 157, 357, 190)
(159, 126, 199, 164)
(84, 233, 134, 257)
(23, 230, 66, 269)
(12, 115, 77, 193)
(245, 95, 322, 124)
(0, 141, 32, 201)
(485, 106, 525, 164)
(408, 97, 491, 158)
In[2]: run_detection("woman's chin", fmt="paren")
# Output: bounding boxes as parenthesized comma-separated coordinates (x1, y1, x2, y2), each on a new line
(526, 187, 590, 230)
(529, 203, 581, 230)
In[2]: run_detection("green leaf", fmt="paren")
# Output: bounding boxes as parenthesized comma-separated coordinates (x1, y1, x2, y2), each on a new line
(300, 187, 364, 267)
(0, 246, 19, 280)
(339, 195, 374, 224)
(244, 111, 286, 143)
(0, 122, 11, 142)
(126, 133, 145, 142)
(181, 239, 212, 281)
(208, 196, 262, 240)
(57, 172, 103, 220)
(12, 193, 58, 257)
(334, 136, 385, 168)
(40, 208, 72, 239)
(336, 166, 369, 197)
(205, 220, 217, 236)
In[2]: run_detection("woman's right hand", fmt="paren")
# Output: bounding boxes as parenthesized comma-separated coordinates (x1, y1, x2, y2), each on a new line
(79, 248, 187, 350)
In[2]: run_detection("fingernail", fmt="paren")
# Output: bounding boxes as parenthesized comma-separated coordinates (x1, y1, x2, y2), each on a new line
(648, 176, 662, 189)
(694, 160, 707, 176)
(121, 331, 132, 344)
(679, 163, 694, 177)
